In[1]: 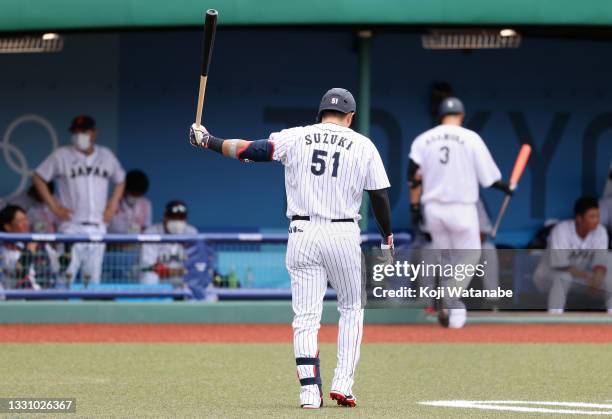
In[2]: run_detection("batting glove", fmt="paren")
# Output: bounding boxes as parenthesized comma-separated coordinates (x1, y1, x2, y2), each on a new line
(380, 234, 395, 266)
(381, 234, 394, 253)
(492, 180, 514, 196)
(190, 123, 210, 148)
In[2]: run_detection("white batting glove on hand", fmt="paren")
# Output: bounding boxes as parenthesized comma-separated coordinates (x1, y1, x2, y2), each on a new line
(381, 234, 394, 252)
(190, 123, 210, 148)
(379, 234, 395, 267)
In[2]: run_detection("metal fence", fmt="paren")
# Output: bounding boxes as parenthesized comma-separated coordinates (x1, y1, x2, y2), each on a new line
(0, 232, 410, 300)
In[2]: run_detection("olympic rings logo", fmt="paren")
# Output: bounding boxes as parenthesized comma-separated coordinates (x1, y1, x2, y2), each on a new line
(0, 114, 59, 200)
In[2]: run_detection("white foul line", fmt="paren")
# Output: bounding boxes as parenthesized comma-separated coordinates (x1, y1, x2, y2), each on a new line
(420, 400, 612, 415)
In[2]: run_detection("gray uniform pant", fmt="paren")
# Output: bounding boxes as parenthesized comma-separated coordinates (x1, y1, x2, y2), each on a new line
(533, 263, 612, 310)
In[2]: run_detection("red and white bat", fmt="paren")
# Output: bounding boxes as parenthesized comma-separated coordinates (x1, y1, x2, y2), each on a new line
(491, 144, 532, 238)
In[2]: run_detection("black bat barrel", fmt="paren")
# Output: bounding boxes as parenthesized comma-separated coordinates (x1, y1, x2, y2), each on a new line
(201, 9, 218, 76)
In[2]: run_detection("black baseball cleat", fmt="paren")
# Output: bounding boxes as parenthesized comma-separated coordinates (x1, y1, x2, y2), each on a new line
(330, 391, 357, 407)
(438, 308, 450, 328)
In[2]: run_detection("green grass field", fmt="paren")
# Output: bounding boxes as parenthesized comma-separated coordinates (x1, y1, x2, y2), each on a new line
(2, 343, 612, 417)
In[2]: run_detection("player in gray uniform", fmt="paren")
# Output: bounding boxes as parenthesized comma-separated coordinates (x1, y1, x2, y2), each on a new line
(417, 199, 500, 309)
(189, 88, 393, 409)
(408, 97, 511, 328)
(533, 197, 612, 313)
(33, 115, 125, 286)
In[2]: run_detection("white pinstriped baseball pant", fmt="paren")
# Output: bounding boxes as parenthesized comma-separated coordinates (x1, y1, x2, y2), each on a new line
(286, 217, 363, 405)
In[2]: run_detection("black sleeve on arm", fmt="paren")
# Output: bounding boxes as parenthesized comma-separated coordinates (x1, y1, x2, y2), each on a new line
(490, 180, 513, 195)
(407, 159, 421, 189)
(207, 135, 224, 153)
(367, 188, 392, 239)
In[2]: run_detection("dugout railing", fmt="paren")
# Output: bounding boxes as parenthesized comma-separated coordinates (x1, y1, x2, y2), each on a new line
(0, 232, 411, 301)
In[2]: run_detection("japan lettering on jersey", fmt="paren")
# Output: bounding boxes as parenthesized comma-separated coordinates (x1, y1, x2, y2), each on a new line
(409, 124, 501, 204)
(270, 122, 390, 220)
(547, 220, 609, 270)
(36, 145, 125, 224)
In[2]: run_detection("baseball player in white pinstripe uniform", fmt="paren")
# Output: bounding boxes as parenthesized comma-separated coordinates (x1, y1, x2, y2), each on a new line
(189, 88, 393, 409)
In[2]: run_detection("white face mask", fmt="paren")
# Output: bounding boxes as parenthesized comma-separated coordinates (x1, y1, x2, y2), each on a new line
(166, 220, 187, 234)
(72, 133, 91, 151)
(125, 195, 141, 207)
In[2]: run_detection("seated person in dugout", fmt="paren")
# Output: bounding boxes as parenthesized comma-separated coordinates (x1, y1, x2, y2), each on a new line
(0, 205, 58, 290)
(8, 182, 58, 233)
(109, 169, 153, 234)
(533, 197, 612, 314)
(139, 200, 197, 286)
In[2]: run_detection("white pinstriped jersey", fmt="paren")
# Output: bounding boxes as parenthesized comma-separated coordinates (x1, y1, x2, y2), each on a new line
(270, 122, 390, 220)
(410, 124, 501, 205)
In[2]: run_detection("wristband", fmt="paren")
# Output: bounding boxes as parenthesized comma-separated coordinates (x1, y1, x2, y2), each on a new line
(207, 135, 224, 153)
(381, 234, 394, 249)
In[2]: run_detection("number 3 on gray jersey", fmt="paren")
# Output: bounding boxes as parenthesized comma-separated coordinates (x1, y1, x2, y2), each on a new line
(439, 146, 450, 164)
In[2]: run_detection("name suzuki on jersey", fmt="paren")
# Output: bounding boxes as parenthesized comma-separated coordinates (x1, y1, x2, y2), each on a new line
(305, 133, 353, 150)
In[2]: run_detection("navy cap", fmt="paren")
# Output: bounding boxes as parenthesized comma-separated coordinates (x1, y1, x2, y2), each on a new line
(439, 97, 465, 117)
(317, 88, 356, 122)
(69, 115, 96, 131)
(165, 200, 188, 218)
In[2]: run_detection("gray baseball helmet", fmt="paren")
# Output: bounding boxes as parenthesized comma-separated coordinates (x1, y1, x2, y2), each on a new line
(317, 88, 356, 122)
(439, 97, 465, 117)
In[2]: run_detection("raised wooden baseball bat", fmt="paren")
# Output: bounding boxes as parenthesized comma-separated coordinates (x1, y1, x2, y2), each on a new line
(195, 9, 218, 127)
(491, 144, 532, 238)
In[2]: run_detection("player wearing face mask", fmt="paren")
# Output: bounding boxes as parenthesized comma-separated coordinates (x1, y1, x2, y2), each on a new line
(139, 200, 198, 286)
(32, 115, 126, 286)
(108, 170, 153, 233)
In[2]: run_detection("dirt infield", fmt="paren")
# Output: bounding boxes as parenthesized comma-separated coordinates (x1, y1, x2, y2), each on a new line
(1, 324, 612, 343)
